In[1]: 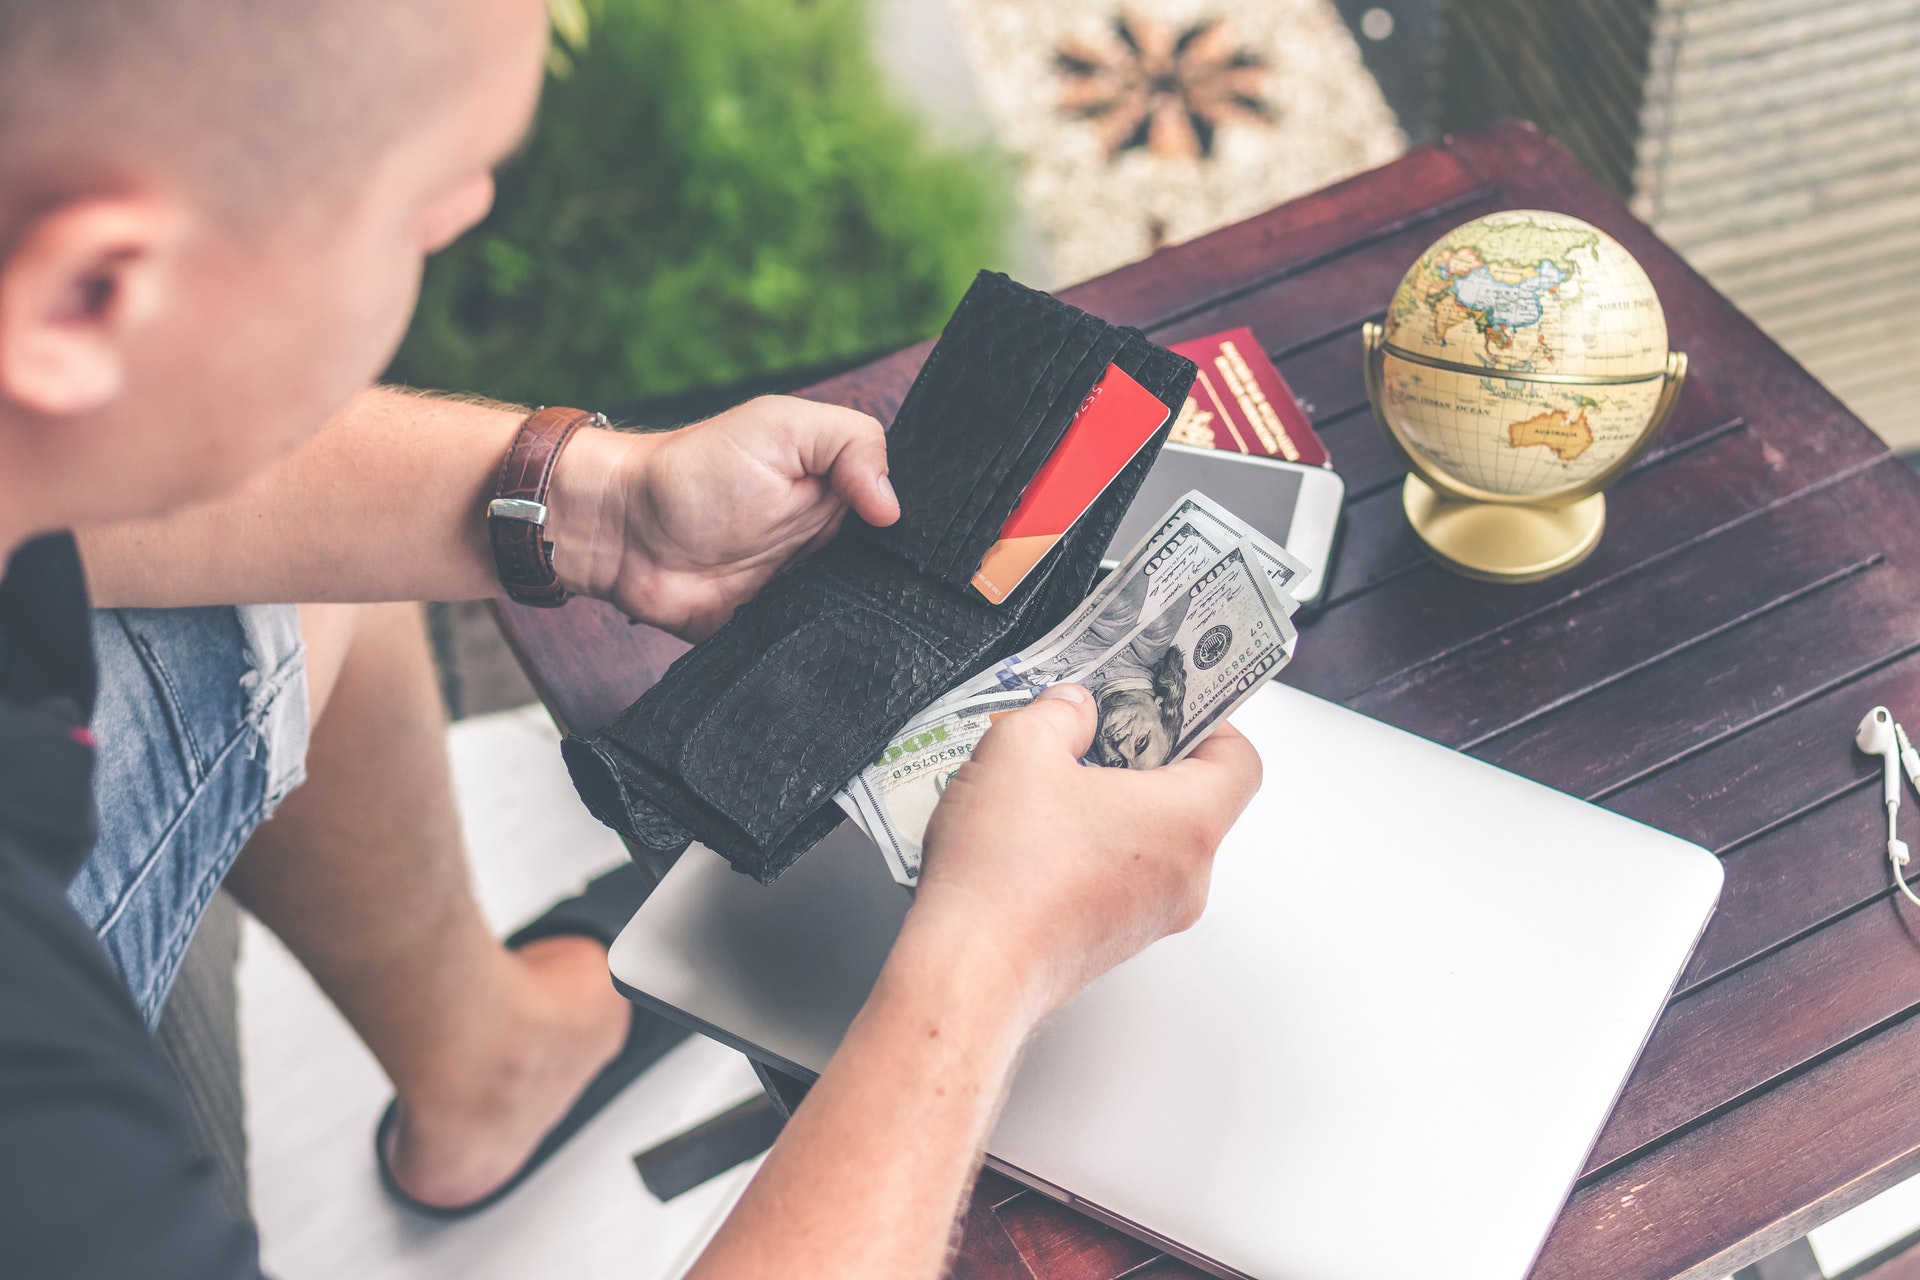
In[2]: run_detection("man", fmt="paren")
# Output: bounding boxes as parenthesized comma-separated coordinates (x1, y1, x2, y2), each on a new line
(0, 6, 1260, 1280)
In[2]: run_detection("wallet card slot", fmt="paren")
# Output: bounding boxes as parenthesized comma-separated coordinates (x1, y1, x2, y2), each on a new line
(865, 273, 1088, 578)
(931, 326, 1147, 586)
(930, 304, 1089, 538)
(1123, 339, 1193, 401)
(925, 321, 1137, 587)
(913, 307, 1113, 571)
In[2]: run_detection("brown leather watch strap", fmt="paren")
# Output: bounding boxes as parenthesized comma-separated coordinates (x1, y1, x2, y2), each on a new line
(488, 406, 603, 608)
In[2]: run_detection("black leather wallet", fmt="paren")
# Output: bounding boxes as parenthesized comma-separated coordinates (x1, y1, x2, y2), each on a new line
(562, 272, 1198, 882)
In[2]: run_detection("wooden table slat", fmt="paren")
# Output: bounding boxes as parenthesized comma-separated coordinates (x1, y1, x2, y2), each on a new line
(1596, 651, 1920, 990)
(1541, 1006, 1920, 1280)
(1591, 891, 1920, 1176)
(1680, 797, 1890, 990)
(1346, 463, 1902, 746)
(1294, 425, 1795, 687)
(976, 1170, 1033, 1210)
(951, 1186, 1043, 1280)
(1309, 407, 1403, 505)
(1271, 330, 1376, 424)
(1141, 194, 1508, 357)
(1471, 557, 1920, 797)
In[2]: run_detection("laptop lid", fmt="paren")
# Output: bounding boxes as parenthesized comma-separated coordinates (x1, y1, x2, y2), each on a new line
(609, 683, 1722, 1280)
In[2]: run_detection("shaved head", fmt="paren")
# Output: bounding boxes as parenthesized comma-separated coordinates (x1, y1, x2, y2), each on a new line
(0, 0, 466, 231)
(0, 0, 547, 543)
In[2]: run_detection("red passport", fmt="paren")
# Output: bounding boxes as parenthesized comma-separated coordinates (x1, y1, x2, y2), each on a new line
(971, 363, 1171, 605)
(1168, 328, 1330, 467)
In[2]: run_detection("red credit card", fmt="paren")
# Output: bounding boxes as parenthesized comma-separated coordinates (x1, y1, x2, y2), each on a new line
(971, 363, 1171, 605)
(1169, 328, 1330, 467)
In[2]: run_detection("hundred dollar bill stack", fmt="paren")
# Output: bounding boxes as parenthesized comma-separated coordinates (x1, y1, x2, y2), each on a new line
(838, 492, 1306, 886)
(1440, 0, 1920, 449)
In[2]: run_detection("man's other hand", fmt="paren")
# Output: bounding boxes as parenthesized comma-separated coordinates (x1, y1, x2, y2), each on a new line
(548, 396, 898, 639)
(911, 683, 1264, 1026)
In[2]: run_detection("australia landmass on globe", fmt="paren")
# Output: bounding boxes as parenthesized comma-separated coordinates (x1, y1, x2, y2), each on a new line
(1378, 209, 1674, 499)
(1382, 362, 1660, 497)
(1507, 406, 1594, 463)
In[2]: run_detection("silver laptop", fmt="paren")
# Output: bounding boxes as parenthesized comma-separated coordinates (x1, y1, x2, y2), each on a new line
(609, 683, 1722, 1280)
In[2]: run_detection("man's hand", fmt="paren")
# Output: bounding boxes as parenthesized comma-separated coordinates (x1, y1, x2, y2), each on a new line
(687, 684, 1260, 1280)
(548, 396, 898, 639)
(912, 682, 1264, 1024)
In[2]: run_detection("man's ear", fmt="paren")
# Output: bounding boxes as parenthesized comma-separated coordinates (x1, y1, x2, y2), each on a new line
(0, 196, 182, 416)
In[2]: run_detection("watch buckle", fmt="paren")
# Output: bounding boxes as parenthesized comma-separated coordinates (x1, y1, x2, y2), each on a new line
(489, 497, 549, 525)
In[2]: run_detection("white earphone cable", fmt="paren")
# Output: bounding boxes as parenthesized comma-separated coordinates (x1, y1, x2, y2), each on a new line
(1896, 723, 1920, 793)
(1861, 708, 1920, 910)
(1896, 842, 1920, 909)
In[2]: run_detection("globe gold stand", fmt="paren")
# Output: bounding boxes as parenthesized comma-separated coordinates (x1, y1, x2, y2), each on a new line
(1401, 474, 1606, 583)
(1363, 322, 1688, 584)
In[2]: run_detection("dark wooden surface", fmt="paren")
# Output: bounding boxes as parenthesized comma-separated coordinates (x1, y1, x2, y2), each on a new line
(497, 121, 1920, 1280)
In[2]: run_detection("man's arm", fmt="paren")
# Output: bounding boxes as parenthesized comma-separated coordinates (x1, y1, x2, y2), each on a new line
(693, 915, 1029, 1278)
(689, 684, 1263, 1278)
(78, 386, 897, 639)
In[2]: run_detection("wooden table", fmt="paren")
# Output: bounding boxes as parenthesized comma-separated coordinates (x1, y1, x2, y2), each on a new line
(497, 121, 1920, 1280)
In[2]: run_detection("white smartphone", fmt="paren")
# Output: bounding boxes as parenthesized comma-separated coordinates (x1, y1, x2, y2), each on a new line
(1104, 443, 1345, 606)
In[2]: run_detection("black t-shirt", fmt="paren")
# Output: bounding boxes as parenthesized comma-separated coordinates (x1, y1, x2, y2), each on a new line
(0, 533, 263, 1280)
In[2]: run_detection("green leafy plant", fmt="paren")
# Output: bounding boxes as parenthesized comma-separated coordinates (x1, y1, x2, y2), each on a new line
(390, 0, 1007, 406)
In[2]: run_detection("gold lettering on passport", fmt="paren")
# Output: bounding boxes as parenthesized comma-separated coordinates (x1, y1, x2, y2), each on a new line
(1215, 340, 1300, 461)
(1170, 395, 1218, 448)
(1192, 368, 1253, 453)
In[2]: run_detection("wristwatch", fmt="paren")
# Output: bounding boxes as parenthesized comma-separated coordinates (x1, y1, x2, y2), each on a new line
(488, 406, 606, 608)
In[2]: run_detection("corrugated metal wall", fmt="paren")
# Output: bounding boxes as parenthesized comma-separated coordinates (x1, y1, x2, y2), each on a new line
(1441, 0, 1920, 450)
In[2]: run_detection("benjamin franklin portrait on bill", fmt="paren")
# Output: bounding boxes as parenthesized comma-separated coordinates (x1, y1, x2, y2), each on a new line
(1083, 592, 1191, 770)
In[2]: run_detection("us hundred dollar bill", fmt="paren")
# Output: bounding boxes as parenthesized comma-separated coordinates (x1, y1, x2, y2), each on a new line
(991, 515, 1238, 693)
(1020, 491, 1305, 674)
(840, 532, 1296, 885)
(1152, 491, 1309, 609)
(1073, 539, 1295, 770)
(925, 491, 1308, 717)
(834, 689, 1038, 884)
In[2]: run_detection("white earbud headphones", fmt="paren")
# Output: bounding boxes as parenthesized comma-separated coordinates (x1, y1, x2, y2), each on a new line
(1855, 705, 1920, 907)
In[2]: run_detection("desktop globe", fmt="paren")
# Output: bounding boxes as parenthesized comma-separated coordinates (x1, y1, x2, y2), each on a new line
(1362, 209, 1688, 582)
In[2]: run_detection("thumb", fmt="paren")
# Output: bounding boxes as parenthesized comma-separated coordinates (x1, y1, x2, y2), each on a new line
(997, 683, 1098, 760)
(808, 409, 898, 529)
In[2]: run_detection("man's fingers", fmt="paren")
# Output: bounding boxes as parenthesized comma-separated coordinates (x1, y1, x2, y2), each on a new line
(986, 684, 1098, 761)
(773, 397, 898, 529)
(828, 429, 897, 529)
(1159, 723, 1263, 821)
